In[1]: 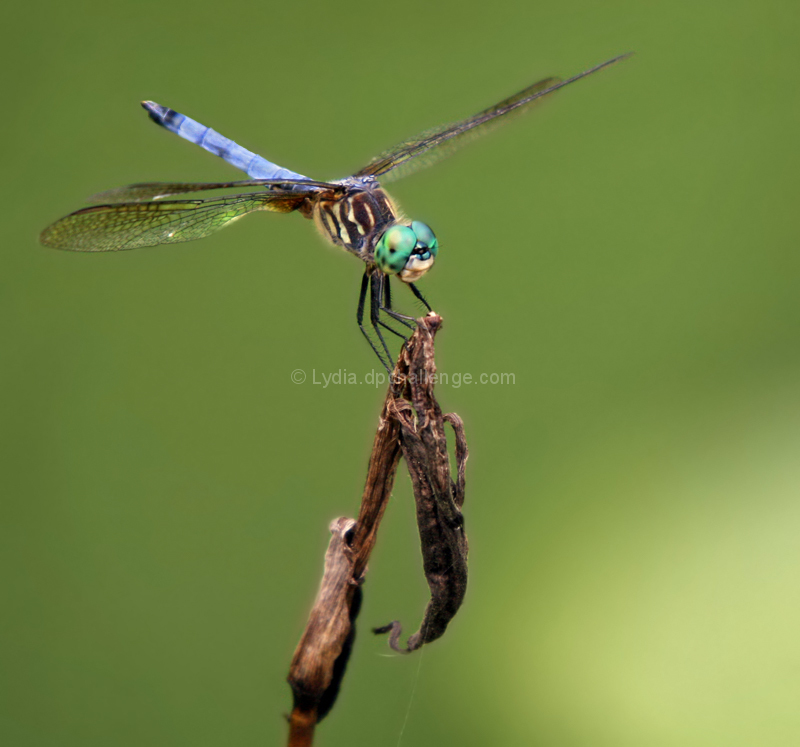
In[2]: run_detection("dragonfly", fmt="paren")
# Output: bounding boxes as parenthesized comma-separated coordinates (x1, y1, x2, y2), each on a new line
(41, 53, 630, 371)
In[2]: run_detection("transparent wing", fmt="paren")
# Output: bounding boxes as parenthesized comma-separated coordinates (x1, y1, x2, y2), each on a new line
(87, 178, 339, 203)
(40, 192, 307, 252)
(359, 77, 558, 183)
(357, 53, 631, 183)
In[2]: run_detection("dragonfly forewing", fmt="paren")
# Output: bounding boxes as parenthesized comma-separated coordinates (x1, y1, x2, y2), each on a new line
(88, 179, 339, 204)
(357, 53, 631, 182)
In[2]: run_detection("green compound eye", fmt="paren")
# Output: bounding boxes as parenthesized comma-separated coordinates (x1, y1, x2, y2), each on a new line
(375, 225, 417, 274)
(411, 221, 438, 256)
(375, 222, 439, 281)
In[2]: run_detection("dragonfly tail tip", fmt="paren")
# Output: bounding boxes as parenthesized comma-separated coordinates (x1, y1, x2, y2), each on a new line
(140, 100, 171, 125)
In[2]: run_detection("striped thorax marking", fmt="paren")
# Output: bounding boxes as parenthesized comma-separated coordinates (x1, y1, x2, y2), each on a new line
(312, 187, 398, 258)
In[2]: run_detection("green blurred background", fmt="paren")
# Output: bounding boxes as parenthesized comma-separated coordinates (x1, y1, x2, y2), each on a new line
(3, 0, 799, 744)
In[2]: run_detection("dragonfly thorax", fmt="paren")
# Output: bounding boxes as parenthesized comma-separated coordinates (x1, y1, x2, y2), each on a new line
(310, 185, 438, 282)
(311, 187, 397, 258)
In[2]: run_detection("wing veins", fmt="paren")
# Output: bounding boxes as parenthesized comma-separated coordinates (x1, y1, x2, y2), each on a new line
(357, 53, 632, 181)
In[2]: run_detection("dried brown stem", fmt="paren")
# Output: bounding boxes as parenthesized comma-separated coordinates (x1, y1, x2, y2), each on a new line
(286, 313, 468, 746)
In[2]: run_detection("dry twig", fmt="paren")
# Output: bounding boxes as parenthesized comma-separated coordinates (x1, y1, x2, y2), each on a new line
(286, 313, 468, 746)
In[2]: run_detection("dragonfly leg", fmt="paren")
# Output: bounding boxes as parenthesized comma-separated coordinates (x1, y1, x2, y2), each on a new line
(369, 273, 396, 368)
(376, 275, 413, 344)
(380, 276, 415, 331)
(357, 270, 392, 372)
(408, 282, 432, 312)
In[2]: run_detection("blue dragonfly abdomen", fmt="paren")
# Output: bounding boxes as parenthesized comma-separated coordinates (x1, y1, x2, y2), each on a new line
(142, 101, 310, 183)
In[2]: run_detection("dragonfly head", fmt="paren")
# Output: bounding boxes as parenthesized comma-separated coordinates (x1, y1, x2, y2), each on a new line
(375, 221, 438, 282)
